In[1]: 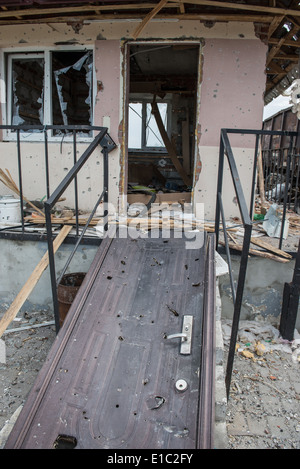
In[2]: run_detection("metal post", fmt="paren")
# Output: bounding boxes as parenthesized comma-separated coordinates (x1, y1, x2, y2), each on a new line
(16, 129, 24, 233)
(44, 129, 50, 199)
(249, 134, 259, 220)
(279, 136, 293, 249)
(44, 202, 60, 333)
(218, 192, 236, 304)
(225, 223, 252, 398)
(73, 130, 79, 237)
(103, 145, 109, 232)
(215, 132, 225, 248)
(279, 239, 300, 341)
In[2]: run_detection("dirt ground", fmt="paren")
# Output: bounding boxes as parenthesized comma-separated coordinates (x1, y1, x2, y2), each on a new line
(0, 309, 56, 445)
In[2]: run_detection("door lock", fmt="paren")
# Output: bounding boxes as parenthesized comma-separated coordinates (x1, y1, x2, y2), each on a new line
(165, 315, 193, 355)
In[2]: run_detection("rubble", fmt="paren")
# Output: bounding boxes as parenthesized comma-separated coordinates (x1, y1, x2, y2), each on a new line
(222, 318, 300, 449)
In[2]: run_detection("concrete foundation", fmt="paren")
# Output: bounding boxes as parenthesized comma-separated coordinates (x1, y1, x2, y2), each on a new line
(0, 237, 99, 313)
(218, 254, 300, 332)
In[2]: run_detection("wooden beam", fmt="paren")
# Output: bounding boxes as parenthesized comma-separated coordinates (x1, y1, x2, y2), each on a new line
(0, 2, 178, 19)
(0, 12, 274, 27)
(250, 237, 292, 259)
(218, 240, 290, 263)
(268, 38, 300, 47)
(268, 15, 285, 39)
(0, 224, 72, 338)
(1, 1, 296, 20)
(267, 25, 298, 66)
(273, 54, 299, 61)
(173, 0, 300, 16)
(131, 0, 169, 39)
(182, 111, 190, 176)
(151, 100, 192, 186)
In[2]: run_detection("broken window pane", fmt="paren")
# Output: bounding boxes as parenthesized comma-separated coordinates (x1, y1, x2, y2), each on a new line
(11, 57, 44, 126)
(52, 51, 93, 135)
(8, 50, 93, 137)
(146, 102, 167, 148)
(128, 101, 168, 151)
(128, 102, 142, 149)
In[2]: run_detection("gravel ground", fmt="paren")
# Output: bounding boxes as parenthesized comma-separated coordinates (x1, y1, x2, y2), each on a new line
(223, 320, 300, 449)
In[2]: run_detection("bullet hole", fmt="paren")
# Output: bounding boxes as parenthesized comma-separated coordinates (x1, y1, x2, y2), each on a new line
(53, 434, 77, 449)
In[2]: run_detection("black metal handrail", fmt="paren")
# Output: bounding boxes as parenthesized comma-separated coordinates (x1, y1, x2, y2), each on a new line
(0, 125, 116, 237)
(42, 127, 116, 333)
(0, 124, 117, 332)
(215, 127, 298, 399)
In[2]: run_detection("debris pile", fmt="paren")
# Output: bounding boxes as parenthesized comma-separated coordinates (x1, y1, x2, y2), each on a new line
(222, 319, 300, 364)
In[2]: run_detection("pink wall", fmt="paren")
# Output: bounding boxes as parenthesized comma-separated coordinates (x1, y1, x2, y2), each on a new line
(198, 39, 267, 148)
(94, 40, 121, 142)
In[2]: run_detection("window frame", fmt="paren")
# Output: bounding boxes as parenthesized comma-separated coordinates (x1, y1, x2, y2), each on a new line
(2, 46, 95, 142)
(128, 98, 172, 153)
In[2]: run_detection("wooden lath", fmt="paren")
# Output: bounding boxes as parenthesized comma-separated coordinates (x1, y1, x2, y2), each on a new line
(0, 1, 299, 22)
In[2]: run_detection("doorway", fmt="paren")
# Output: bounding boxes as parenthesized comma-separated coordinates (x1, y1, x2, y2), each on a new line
(125, 42, 200, 206)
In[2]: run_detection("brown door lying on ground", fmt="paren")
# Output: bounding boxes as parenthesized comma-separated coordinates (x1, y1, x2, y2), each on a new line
(5, 231, 212, 449)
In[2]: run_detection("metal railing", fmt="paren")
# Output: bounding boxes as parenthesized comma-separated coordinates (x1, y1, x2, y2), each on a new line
(43, 127, 116, 333)
(0, 125, 116, 238)
(262, 146, 300, 225)
(0, 124, 116, 332)
(214, 128, 298, 398)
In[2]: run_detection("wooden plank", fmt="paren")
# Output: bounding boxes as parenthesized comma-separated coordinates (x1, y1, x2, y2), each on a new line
(182, 110, 190, 176)
(175, 0, 300, 16)
(250, 237, 292, 259)
(132, 0, 169, 39)
(219, 240, 290, 263)
(0, 13, 274, 27)
(0, 225, 72, 338)
(0, 2, 178, 19)
(25, 216, 100, 226)
(257, 144, 266, 207)
(267, 24, 298, 66)
(268, 15, 285, 39)
(151, 101, 192, 186)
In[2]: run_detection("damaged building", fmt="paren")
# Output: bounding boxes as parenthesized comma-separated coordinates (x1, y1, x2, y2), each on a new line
(0, 0, 299, 451)
(0, 1, 272, 217)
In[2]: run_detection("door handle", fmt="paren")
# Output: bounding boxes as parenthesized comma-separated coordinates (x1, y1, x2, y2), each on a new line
(165, 315, 193, 355)
(165, 333, 187, 341)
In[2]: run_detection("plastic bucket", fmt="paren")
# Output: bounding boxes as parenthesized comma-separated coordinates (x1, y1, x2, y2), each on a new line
(0, 195, 21, 223)
(57, 272, 86, 327)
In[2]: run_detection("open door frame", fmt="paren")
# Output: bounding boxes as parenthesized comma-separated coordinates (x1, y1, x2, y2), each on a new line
(121, 39, 202, 209)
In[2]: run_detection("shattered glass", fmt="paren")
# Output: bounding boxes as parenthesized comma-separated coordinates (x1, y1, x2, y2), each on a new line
(52, 51, 93, 135)
(11, 58, 44, 126)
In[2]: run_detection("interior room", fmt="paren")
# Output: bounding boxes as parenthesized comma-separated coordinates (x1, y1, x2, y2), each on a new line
(127, 43, 200, 204)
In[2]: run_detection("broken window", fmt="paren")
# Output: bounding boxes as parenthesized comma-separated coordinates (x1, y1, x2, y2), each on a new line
(52, 51, 93, 134)
(7, 50, 93, 138)
(9, 54, 44, 126)
(128, 100, 169, 151)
